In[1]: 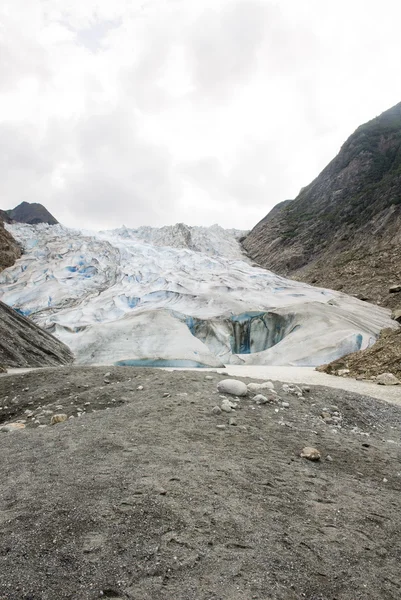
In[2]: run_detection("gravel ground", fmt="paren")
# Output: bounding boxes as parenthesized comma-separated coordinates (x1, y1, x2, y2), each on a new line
(0, 366, 401, 600)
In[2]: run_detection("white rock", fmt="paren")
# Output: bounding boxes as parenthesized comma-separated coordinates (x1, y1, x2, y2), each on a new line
(217, 379, 247, 397)
(247, 381, 275, 393)
(376, 373, 400, 386)
(221, 399, 233, 413)
(254, 394, 268, 405)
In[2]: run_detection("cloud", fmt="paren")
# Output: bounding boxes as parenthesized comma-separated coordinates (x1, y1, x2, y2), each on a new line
(1, 0, 401, 231)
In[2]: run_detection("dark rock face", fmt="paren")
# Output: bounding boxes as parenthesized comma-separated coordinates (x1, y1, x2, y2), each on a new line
(5, 201, 58, 225)
(0, 300, 73, 368)
(0, 217, 22, 272)
(243, 102, 401, 309)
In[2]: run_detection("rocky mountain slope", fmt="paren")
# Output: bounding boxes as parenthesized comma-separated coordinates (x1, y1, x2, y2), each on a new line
(0, 215, 21, 271)
(5, 201, 58, 225)
(0, 300, 73, 368)
(243, 102, 401, 310)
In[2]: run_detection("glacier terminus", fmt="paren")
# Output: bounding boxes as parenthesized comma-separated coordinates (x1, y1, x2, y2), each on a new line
(0, 222, 396, 368)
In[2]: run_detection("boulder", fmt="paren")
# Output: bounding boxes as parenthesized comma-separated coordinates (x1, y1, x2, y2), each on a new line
(376, 373, 400, 386)
(217, 379, 248, 397)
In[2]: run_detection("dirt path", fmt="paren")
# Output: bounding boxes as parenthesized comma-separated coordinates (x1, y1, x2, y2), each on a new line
(219, 366, 401, 407)
(1, 366, 401, 599)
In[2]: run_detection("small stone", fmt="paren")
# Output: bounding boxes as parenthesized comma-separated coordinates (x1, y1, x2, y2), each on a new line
(229, 417, 237, 426)
(376, 373, 400, 386)
(302, 386, 310, 393)
(221, 399, 232, 413)
(158, 488, 167, 495)
(211, 406, 222, 415)
(0, 422, 26, 432)
(216, 424, 226, 430)
(281, 402, 290, 408)
(247, 381, 275, 393)
(326, 455, 333, 462)
(300, 447, 321, 461)
(50, 414, 68, 425)
(338, 368, 350, 376)
(254, 394, 268, 405)
(104, 372, 111, 378)
(205, 375, 214, 380)
(217, 379, 247, 397)
(163, 392, 170, 398)
(137, 385, 144, 391)
(389, 284, 401, 293)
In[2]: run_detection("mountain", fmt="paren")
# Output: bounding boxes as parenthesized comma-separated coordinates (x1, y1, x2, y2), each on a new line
(0, 222, 395, 368)
(243, 102, 401, 309)
(5, 201, 58, 225)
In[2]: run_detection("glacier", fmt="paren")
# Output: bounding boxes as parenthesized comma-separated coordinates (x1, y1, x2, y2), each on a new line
(0, 222, 396, 367)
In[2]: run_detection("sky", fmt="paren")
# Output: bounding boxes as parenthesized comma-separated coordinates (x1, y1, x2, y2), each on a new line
(1, 0, 401, 232)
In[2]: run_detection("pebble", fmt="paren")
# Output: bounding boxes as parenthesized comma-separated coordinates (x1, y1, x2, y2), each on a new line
(300, 447, 321, 461)
(211, 406, 222, 415)
(216, 424, 226, 430)
(217, 379, 248, 397)
(50, 414, 68, 425)
(221, 400, 232, 413)
(0, 422, 26, 432)
(137, 385, 144, 391)
(229, 417, 237, 426)
(254, 394, 268, 405)
(326, 455, 333, 462)
(247, 381, 275, 393)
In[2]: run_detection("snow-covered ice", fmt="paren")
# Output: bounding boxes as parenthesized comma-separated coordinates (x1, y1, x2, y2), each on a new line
(0, 222, 396, 367)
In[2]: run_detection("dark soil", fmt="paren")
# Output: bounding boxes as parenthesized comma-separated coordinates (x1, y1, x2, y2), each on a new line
(0, 367, 400, 600)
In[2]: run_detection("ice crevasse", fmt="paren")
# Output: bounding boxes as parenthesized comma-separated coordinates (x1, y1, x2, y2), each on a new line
(0, 222, 396, 367)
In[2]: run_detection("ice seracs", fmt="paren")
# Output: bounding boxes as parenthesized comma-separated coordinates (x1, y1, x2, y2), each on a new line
(0, 222, 396, 367)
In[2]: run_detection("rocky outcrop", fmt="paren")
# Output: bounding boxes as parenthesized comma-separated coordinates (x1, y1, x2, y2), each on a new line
(0, 300, 73, 368)
(318, 328, 401, 380)
(0, 216, 21, 272)
(5, 201, 58, 225)
(243, 102, 401, 309)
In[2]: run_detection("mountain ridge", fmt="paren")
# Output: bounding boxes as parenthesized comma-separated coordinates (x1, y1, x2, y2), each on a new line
(243, 102, 401, 309)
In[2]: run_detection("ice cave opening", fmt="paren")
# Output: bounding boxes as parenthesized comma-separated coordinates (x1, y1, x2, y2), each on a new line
(184, 311, 297, 359)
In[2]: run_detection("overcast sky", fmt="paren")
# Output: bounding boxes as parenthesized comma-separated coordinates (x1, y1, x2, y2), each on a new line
(1, 0, 401, 231)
